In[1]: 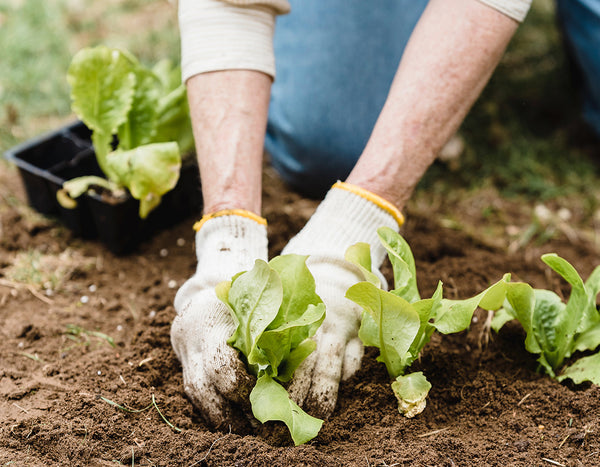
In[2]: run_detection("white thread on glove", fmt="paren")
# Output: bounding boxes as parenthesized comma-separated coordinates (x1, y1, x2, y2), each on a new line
(171, 215, 268, 428)
(282, 186, 400, 417)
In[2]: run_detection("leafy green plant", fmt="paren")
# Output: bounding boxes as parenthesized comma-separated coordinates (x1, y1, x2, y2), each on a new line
(345, 227, 510, 417)
(216, 255, 326, 445)
(491, 254, 600, 384)
(58, 45, 194, 218)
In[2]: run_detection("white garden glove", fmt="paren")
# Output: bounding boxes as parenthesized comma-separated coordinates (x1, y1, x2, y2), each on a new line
(282, 182, 404, 417)
(171, 211, 268, 428)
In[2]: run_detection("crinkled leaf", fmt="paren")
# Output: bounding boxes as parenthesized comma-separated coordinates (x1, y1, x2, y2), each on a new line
(391, 371, 432, 418)
(67, 46, 135, 136)
(152, 59, 182, 92)
(377, 227, 420, 303)
(117, 66, 161, 149)
(531, 289, 567, 371)
(225, 260, 283, 369)
(344, 242, 381, 287)
(105, 142, 181, 218)
(557, 352, 600, 385)
(250, 375, 323, 446)
(154, 85, 194, 155)
(347, 282, 420, 378)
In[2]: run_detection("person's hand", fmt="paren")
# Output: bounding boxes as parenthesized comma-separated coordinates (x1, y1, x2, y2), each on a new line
(171, 212, 268, 428)
(281, 182, 403, 417)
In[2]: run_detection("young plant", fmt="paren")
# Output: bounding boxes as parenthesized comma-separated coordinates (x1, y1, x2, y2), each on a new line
(491, 254, 600, 384)
(345, 227, 510, 417)
(216, 254, 326, 445)
(59, 46, 194, 218)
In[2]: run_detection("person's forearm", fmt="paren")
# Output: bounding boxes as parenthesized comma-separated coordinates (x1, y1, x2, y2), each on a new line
(187, 70, 271, 215)
(346, 0, 519, 210)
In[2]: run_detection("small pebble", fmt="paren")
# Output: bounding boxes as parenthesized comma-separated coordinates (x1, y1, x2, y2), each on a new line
(116, 325, 123, 332)
(160, 248, 169, 257)
(97, 370, 102, 376)
(80, 295, 89, 304)
(45, 289, 54, 297)
(177, 238, 186, 247)
(149, 310, 157, 319)
(168, 280, 177, 289)
(18, 342, 24, 348)
(472, 316, 478, 323)
(89, 284, 97, 293)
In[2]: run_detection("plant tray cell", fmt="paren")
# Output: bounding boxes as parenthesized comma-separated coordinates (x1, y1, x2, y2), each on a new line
(4, 121, 202, 254)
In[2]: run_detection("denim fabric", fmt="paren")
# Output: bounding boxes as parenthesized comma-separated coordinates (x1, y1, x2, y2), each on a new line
(265, 0, 428, 197)
(556, 0, 600, 138)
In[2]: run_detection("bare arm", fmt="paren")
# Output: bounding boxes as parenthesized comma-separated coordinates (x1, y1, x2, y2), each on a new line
(347, 0, 519, 210)
(186, 70, 271, 215)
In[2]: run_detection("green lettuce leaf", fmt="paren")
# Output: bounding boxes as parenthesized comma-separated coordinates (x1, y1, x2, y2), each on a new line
(104, 142, 181, 218)
(391, 371, 432, 418)
(250, 375, 323, 446)
(218, 255, 326, 444)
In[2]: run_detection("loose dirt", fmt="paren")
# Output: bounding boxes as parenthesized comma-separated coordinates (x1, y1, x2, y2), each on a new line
(1, 161, 599, 466)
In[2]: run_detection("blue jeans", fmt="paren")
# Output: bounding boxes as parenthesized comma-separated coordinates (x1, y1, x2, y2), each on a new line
(556, 0, 600, 138)
(265, 0, 428, 197)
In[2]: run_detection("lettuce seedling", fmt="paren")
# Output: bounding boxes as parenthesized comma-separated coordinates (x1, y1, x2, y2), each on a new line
(216, 255, 326, 445)
(491, 254, 600, 384)
(346, 227, 510, 417)
(59, 46, 193, 218)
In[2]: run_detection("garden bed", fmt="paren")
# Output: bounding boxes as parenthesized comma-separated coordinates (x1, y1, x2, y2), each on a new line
(0, 161, 599, 466)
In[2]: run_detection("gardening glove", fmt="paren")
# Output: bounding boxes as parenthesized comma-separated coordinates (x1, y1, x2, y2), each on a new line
(171, 210, 268, 428)
(282, 182, 404, 417)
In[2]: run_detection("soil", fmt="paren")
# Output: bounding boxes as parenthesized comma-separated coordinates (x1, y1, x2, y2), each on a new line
(1, 161, 599, 467)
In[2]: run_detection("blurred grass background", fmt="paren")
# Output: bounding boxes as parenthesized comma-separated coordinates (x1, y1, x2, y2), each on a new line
(1, 0, 599, 245)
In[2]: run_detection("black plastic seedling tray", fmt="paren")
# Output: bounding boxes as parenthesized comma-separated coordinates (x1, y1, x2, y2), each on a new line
(4, 121, 202, 254)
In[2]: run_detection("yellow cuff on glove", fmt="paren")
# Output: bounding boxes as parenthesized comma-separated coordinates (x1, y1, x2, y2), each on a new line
(193, 209, 267, 232)
(332, 181, 404, 227)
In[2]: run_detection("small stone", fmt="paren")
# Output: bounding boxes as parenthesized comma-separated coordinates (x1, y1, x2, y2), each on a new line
(168, 280, 177, 289)
(89, 284, 97, 293)
(97, 370, 102, 376)
(513, 440, 529, 452)
(177, 238, 186, 247)
(149, 310, 157, 319)
(116, 325, 123, 332)
(160, 248, 169, 257)
(80, 295, 89, 304)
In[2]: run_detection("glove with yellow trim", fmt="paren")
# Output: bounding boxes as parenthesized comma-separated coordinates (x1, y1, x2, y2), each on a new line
(171, 211, 268, 428)
(282, 182, 403, 417)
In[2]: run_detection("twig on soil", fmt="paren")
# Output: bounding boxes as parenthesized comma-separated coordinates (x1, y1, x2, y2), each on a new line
(541, 458, 566, 467)
(557, 434, 570, 449)
(416, 427, 449, 438)
(0, 278, 54, 305)
(190, 425, 232, 466)
(12, 402, 29, 413)
(517, 393, 531, 406)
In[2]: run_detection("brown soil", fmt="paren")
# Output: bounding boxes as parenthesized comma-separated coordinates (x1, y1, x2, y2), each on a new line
(1, 161, 599, 467)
